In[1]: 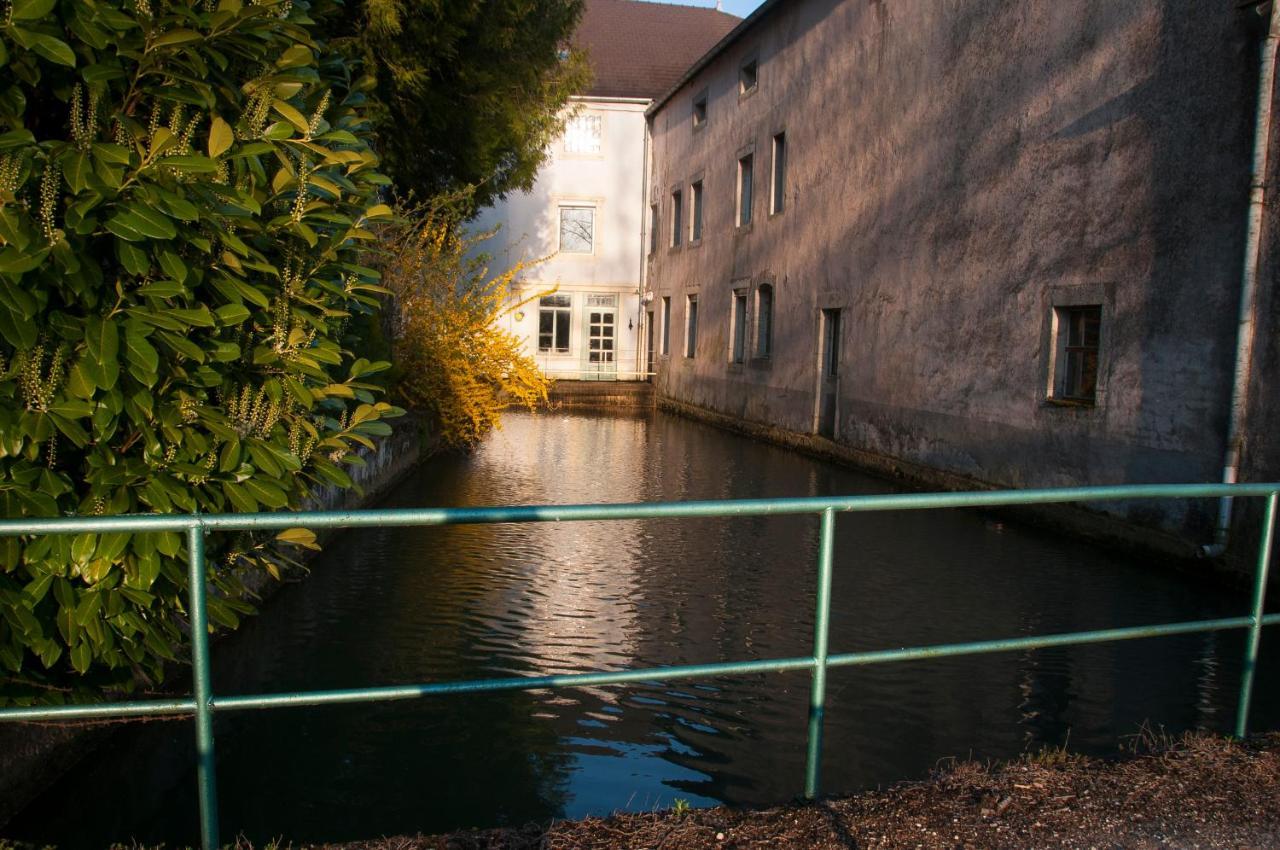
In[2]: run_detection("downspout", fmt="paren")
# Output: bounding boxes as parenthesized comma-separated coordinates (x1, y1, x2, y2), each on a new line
(638, 113, 652, 381)
(1203, 1, 1280, 557)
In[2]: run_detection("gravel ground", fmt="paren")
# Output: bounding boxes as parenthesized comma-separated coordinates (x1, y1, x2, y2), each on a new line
(6, 732, 1276, 849)
(324, 732, 1280, 850)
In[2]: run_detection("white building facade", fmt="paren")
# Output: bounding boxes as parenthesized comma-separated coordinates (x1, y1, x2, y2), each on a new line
(474, 98, 650, 380)
(471, 0, 738, 381)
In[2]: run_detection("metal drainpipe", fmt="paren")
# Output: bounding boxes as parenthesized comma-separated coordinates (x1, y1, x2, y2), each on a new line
(638, 113, 652, 381)
(1204, 1, 1280, 558)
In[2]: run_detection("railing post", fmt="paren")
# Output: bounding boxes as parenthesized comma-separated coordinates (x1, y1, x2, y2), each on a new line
(1235, 491, 1277, 738)
(804, 508, 836, 799)
(188, 523, 221, 850)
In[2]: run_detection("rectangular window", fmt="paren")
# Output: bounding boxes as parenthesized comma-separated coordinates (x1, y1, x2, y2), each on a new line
(660, 296, 671, 355)
(648, 203, 658, 255)
(538, 294, 572, 353)
(737, 154, 753, 227)
(821, 308, 841, 378)
(693, 92, 708, 128)
(731, 291, 748, 364)
(740, 57, 758, 94)
(690, 181, 704, 242)
(559, 206, 594, 254)
(771, 133, 786, 215)
(1052, 305, 1102, 403)
(671, 190, 682, 247)
(564, 114, 602, 154)
(685, 295, 699, 358)
(755, 284, 773, 358)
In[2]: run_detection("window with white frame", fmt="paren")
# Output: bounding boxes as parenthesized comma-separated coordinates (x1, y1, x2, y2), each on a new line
(563, 113, 602, 154)
(731, 290, 748, 364)
(771, 133, 786, 215)
(755, 283, 773, 358)
(661, 295, 671, 355)
(559, 205, 594, 254)
(737, 154, 754, 227)
(690, 181, 704, 242)
(685, 294, 698, 358)
(671, 189, 683, 247)
(1050, 305, 1102, 403)
(538, 294, 571, 353)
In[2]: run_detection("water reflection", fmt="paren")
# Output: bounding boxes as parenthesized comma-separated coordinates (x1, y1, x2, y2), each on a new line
(7, 410, 1276, 847)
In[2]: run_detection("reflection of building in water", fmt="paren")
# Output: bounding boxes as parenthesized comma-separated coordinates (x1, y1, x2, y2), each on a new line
(463, 415, 656, 703)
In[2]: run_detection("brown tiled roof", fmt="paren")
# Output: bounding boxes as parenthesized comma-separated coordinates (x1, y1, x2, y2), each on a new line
(574, 0, 741, 100)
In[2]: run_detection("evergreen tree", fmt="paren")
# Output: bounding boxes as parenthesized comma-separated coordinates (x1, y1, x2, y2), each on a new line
(328, 0, 591, 210)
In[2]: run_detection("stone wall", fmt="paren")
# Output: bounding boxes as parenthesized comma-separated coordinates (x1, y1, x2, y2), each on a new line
(646, 0, 1275, 551)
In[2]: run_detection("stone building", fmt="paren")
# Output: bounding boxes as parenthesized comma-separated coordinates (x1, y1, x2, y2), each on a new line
(472, 0, 737, 380)
(643, 0, 1280, 555)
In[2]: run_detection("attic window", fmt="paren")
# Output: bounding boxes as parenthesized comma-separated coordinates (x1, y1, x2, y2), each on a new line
(564, 114, 602, 154)
(739, 57, 758, 94)
(693, 92, 708, 128)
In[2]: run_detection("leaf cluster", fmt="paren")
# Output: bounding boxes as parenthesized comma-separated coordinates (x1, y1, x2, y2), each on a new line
(0, 0, 401, 703)
(378, 197, 549, 448)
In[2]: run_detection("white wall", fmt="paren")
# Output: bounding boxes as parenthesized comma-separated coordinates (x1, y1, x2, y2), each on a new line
(472, 98, 649, 379)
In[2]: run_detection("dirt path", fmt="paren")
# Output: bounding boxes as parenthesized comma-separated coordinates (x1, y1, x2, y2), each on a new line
(325, 733, 1279, 850)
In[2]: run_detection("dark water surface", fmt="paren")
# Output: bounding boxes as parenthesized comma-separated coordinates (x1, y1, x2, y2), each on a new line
(8, 410, 1279, 847)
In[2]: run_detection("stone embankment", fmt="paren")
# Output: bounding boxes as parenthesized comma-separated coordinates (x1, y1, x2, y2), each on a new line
(543, 380, 654, 411)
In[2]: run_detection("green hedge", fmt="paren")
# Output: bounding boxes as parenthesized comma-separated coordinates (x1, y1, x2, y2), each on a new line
(0, 0, 401, 703)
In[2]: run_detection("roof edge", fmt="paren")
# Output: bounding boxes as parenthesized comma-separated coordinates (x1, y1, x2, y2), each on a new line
(645, 0, 786, 118)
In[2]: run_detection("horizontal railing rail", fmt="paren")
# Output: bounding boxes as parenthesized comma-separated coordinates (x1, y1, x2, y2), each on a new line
(0, 482, 1276, 850)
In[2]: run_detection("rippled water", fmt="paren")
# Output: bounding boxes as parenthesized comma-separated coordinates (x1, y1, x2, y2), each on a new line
(8, 410, 1278, 847)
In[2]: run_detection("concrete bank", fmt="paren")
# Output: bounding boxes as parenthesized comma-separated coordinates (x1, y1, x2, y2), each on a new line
(543, 380, 655, 411)
(0, 416, 433, 828)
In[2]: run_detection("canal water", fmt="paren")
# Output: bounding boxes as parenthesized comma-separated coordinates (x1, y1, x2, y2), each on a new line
(8, 410, 1278, 847)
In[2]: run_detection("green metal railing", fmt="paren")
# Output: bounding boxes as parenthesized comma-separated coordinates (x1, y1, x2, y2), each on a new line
(1, 482, 1278, 850)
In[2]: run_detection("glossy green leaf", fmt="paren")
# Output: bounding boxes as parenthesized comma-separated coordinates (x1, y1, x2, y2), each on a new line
(208, 116, 234, 158)
(12, 0, 57, 21)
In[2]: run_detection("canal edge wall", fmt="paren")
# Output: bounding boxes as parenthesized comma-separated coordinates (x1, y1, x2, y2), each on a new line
(539, 380, 656, 411)
(0, 415, 434, 829)
(655, 395, 1262, 584)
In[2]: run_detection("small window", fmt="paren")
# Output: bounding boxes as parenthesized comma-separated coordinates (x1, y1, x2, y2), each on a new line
(731, 291, 748, 364)
(559, 206, 594, 254)
(661, 296, 671, 355)
(564, 113, 602, 154)
(737, 154, 753, 227)
(755, 284, 773, 358)
(821, 308, 842, 378)
(649, 203, 658, 255)
(1052, 305, 1102, 403)
(693, 92, 708, 128)
(771, 133, 786, 215)
(671, 190, 683, 247)
(739, 57, 758, 94)
(690, 181, 704, 242)
(685, 294, 699, 358)
(538, 294, 572, 353)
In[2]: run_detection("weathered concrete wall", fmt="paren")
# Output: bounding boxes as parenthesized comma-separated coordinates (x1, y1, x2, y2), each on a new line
(0, 417, 430, 827)
(647, 0, 1268, 542)
(545, 379, 656, 410)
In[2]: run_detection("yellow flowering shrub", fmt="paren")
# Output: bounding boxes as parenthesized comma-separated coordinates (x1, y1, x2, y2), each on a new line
(379, 202, 549, 448)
